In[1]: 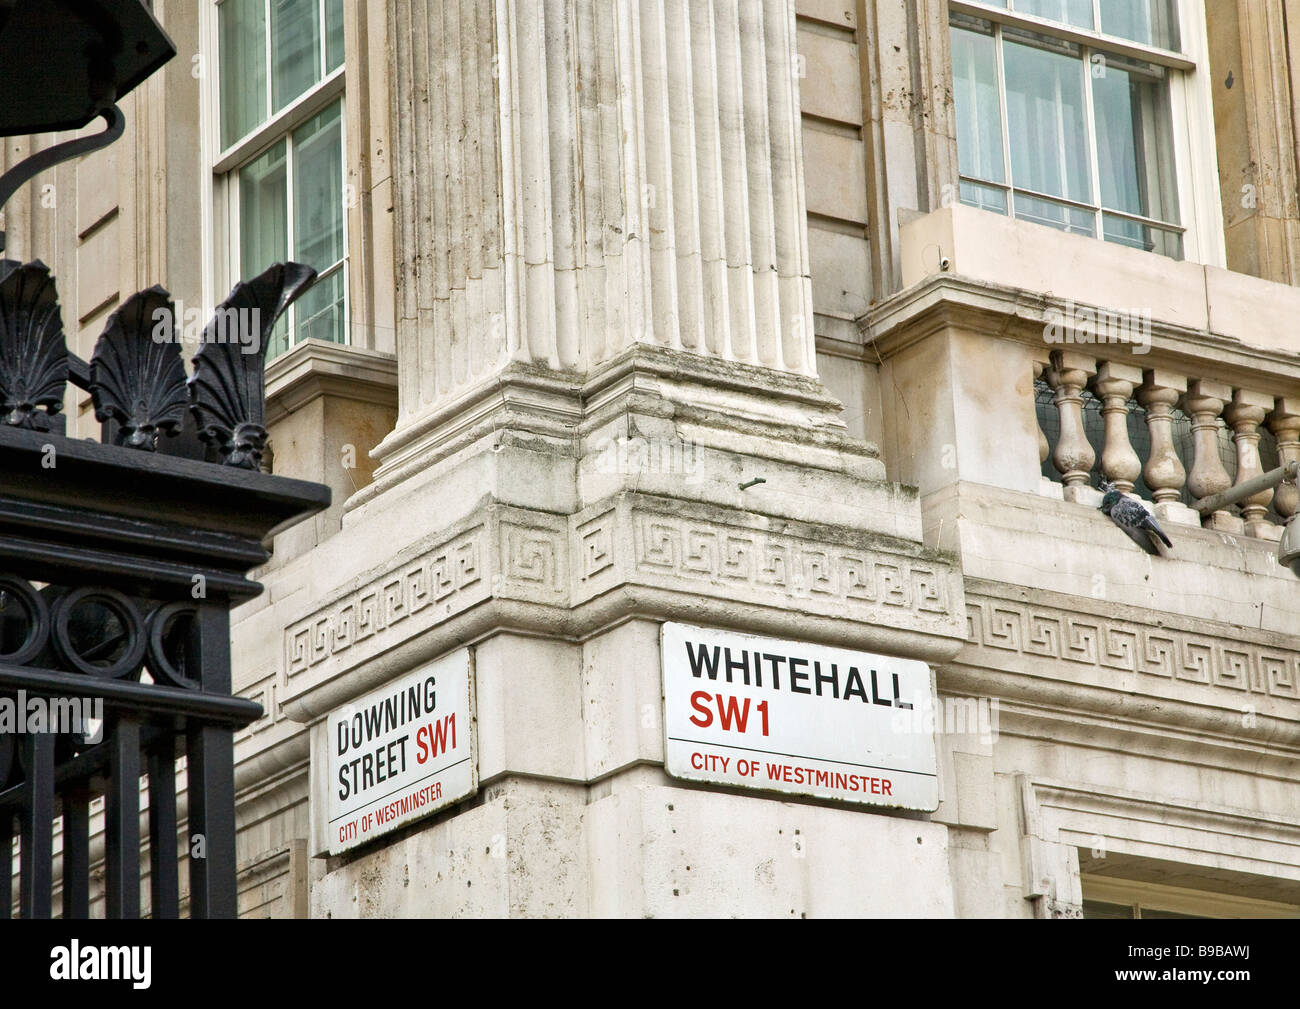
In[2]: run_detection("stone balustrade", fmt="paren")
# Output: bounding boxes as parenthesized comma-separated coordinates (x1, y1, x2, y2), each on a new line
(1036, 349, 1299, 541)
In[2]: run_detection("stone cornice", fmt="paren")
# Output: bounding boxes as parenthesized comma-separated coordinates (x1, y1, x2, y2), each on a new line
(860, 274, 1300, 397)
(356, 364, 587, 507)
(582, 343, 843, 418)
(279, 491, 967, 720)
(358, 344, 882, 510)
(265, 339, 399, 424)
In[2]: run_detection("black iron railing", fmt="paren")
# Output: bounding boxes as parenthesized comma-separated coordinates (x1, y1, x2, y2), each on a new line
(0, 262, 328, 918)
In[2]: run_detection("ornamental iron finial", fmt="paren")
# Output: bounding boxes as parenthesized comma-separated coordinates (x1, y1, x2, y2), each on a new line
(89, 286, 189, 451)
(188, 262, 316, 469)
(0, 258, 68, 430)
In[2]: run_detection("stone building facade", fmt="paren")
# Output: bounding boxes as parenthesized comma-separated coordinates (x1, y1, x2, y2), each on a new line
(4, 0, 1299, 917)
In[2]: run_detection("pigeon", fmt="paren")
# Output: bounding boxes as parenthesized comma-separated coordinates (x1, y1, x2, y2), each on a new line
(1099, 480, 1173, 555)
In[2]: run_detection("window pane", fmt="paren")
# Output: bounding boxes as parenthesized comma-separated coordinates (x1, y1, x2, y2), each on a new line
(1082, 899, 1135, 919)
(293, 102, 346, 346)
(293, 102, 344, 271)
(326, 0, 345, 73)
(960, 179, 1009, 215)
(295, 268, 346, 346)
(1092, 56, 1179, 225)
(219, 0, 267, 148)
(1015, 0, 1093, 30)
(240, 140, 290, 358)
(272, 0, 322, 113)
(1003, 32, 1091, 205)
(1014, 191, 1095, 236)
(1103, 213, 1182, 259)
(1099, 0, 1180, 51)
(951, 20, 1005, 185)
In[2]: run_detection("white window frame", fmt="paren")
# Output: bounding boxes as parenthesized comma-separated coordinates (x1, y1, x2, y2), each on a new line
(1083, 874, 1300, 919)
(199, 0, 350, 354)
(949, 0, 1226, 267)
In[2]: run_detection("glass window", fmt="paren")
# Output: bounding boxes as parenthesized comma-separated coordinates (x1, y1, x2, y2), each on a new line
(949, 13, 1184, 259)
(239, 141, 290, 358)
(271, 0, 322, 114)
(951, 20, 1005, 186)
(292, 103, 346, 348)
(218, 0, 343, 148)
(1092, 53, 1178, 222)
(1003, 31, 1091, 206)
(1016, 0, 1093, 31)
(325, 0, 345, 73)
(1098, 0, 1179, 51)
(985, 0, 1181, 50)
(217, 0, 348, 361)
(236, 101, 346, 360)
(219, 0, 266, 149)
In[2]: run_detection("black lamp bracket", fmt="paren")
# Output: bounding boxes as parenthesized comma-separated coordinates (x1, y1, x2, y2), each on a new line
(0, 102, 124, 254)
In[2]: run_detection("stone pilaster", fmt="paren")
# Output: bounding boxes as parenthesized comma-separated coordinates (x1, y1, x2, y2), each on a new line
(859, 0, 959, 296)
(1206, 0, 1300, 284)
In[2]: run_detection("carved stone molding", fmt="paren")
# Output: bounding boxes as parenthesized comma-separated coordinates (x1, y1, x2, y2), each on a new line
(280, 492, 965, 712)
(958, 581, 1300, 709)
(571, 496, 957, 627)
(1022, 776, 1300, 905)
(285, 521, 489, 681)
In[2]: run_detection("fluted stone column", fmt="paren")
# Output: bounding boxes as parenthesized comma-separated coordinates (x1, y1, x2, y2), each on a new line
(284, 1, 967, 918)
(374, 0, 820, 479)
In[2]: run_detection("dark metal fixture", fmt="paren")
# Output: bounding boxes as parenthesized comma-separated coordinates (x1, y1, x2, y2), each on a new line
(0, 1, 177, 252)
(0, 262, 329, 918)
(0, 1, 329, 919)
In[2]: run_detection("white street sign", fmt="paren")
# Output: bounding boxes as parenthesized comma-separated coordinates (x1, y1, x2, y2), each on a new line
(661, 623, 938, 811)
(326, 649, 476, 854)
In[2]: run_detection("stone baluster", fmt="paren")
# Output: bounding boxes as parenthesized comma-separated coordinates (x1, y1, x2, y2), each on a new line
(1266, 397, 1300, 524)
(1091, 360, 1142, 493)
(1046, 350, 1096, 500)
(1224, 389, 1277, 539)
(1033, 360, 1049, 467)
(1181, 379, 1237, 531)
(1136, 370, 1187, 506)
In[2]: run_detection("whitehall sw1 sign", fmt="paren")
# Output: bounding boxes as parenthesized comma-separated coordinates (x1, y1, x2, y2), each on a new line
(326, 649, 476, 854)
(661, 623, 938, 811)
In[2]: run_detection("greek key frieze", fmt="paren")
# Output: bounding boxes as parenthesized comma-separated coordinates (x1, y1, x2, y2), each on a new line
(285, 527, 485, 678)
(965, 595, 1300, 699)
(628, 512, 951, 618)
